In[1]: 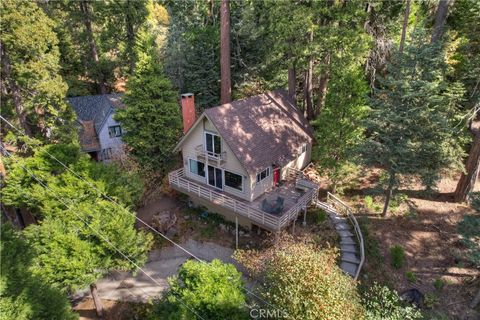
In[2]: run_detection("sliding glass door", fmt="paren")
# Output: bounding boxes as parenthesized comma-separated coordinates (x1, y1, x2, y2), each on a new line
(207, 165, 223, 189)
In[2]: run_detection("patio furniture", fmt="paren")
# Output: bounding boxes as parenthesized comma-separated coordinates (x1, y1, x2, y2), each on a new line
(261, 196, 285, 215)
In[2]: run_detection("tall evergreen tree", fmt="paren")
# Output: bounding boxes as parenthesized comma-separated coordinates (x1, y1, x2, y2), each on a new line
(114, 36, 182, 172)
(360, 31, 465, 216)
(220, 0, 232, 104)
(0, 0, 75, 142)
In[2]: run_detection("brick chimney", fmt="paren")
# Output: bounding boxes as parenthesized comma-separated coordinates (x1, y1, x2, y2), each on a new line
(181, 93, 195, 134)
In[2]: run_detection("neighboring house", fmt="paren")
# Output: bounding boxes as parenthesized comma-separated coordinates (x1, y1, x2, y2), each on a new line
(68, 94, 125, 162)
(169, 90, 319, 233)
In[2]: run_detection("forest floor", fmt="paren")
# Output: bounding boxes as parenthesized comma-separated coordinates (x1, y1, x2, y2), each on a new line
(335, 169, 480, 320)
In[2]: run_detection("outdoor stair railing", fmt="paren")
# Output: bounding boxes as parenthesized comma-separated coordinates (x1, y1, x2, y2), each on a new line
(326, 192, 365, 280)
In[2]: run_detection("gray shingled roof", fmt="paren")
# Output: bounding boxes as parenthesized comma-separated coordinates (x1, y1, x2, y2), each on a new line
(68, 93, 124, 133)
(203, 90, 313, 176)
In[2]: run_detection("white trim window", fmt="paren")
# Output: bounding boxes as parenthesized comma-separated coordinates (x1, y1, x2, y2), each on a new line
(224, 170, 243, 191)
(189, 159, 205, 177)
(108, 125, 122, 138)
(205, 132, 222, 156)
(299, 144, 307, 154)
(256, 167, 270, 183)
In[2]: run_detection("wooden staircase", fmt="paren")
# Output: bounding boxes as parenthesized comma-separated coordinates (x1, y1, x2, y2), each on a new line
(315, 194, 364, 280)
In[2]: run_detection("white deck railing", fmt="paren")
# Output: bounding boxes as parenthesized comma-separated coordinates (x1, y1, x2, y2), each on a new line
(195, 145, 227, 167)
(326, 192, 365, 280)
(168, 168, 318, 231)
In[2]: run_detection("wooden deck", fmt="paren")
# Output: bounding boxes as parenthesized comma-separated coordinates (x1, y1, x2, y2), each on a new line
(168, 168, 319, 231)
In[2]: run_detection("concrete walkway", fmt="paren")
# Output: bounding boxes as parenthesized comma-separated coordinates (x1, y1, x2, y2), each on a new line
(74, 239, 248, 303)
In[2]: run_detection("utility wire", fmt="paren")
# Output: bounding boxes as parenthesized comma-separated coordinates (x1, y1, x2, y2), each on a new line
(0, 116, 282, 312)
(1, 147, 207, 320)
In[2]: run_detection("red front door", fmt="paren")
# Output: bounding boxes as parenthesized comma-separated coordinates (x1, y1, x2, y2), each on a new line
(273, 167, 280, 186)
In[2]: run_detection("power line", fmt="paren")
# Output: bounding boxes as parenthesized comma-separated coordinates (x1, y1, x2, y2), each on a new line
(1, 147, 207, 320)
(0, 116, 282, 312)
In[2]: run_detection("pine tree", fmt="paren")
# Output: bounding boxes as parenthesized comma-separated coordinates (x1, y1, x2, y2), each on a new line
(0, 0, 75, 142)
(312, 66, 369, 190)
(114, 37, 182, 172)
(361, 31, 465, 216)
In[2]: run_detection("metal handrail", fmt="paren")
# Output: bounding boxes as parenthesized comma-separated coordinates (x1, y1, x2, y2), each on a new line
(326, 192, 365, 281)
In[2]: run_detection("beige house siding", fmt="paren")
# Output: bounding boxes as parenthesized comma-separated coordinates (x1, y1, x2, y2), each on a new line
(250, 143, 312, 201)
(280, 143, 312, 180)
(181, 117, 252, 201)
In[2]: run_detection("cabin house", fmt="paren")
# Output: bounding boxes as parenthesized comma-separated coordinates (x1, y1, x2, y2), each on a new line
(168, 90, 319, 232)
(68, 94, 125, 162)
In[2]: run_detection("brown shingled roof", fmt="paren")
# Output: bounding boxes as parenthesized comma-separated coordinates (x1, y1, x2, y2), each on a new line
(78, 120, 100, 152)
(203, 90, 313, 176)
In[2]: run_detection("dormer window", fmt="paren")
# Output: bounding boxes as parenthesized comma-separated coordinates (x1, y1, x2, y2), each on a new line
(205, 132, 221, 156)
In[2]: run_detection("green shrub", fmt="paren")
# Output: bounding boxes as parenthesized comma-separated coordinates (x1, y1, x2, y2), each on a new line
(316, 209, 327, 224)
(389, 193, 408, 211)
(405, 271, 416, 283)
(363, 283, 423, 320)
(235, 235, 365, 320)
(390, 245, 405, 269)
(433, 278, 444, 290)
(150, 259, 248, 319)
(364, 195, 383, 212)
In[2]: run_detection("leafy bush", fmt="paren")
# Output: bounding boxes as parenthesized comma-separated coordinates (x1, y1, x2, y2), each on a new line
(363, 283, 423, 320)
(150, 259, 248, 320)
(406, 271, 417, 283)
(389, 193, 408, 211)
(433, 278, 444, 290)
(316, 209, 327, 224)
(390, 245, 405, 269)
(0, 224, 77, 320)
(364, 195, 383, 212)
(235, 234, 364, 320)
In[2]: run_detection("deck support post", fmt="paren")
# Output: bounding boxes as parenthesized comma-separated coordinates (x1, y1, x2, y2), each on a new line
(235, 215, 239, 249)
(292, 219, 296, 235)
(303, 206, 307, 226)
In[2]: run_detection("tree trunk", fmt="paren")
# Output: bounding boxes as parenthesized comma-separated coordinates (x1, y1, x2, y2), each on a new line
(305, 30, 315, 120)
(220, 0, 231, 104)
(0, 42, 33, 137)
(315, 72, 329, 117)
(90, 283, 104, 318)
(288, 65, 296, 103)
(399, 0, 411, 53)
(80, 0, 107, 94)
(304, 66, 314, 120)
(125, 0, 136, 74)
(431, 0, 450, 43)
(382, 171, 396, 217)
(454, 131, 480, 202)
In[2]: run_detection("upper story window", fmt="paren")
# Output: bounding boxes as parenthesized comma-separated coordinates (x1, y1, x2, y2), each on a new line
(108, 125, 122, 138)
(256, 167, 270, 183)
(299, 144, 307, 154)
(205, 132, 221, 156)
